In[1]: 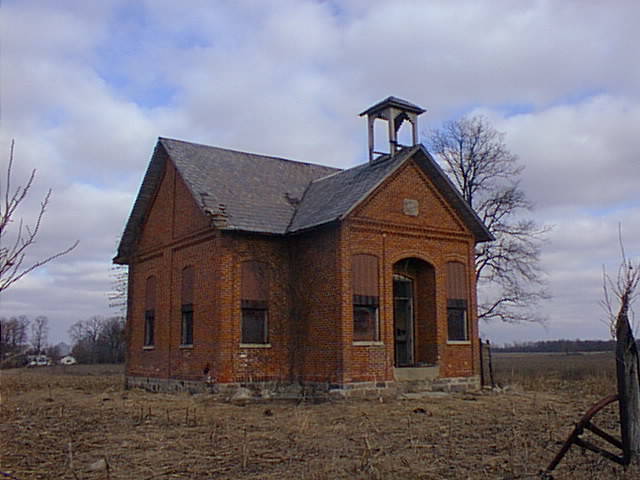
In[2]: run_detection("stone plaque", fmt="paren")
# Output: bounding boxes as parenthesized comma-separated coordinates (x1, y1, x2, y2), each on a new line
(403, 198, 419, 216)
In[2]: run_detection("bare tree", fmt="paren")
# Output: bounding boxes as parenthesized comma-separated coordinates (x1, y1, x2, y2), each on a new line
(30, 315, 49, 354)
(98, 316, 125, 363)
(602, 229, 639, 337)
(0, 140, 78, 293)
(69, 316, 124, 364)
(428, 116, 549, 323)
(0, 315, 30, 364)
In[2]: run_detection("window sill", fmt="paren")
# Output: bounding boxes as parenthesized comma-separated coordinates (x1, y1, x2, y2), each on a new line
(142, 346, 155, 350)
(353, 341, 384, 346)
(447, 340, 471, 345)
(179, 344, 194, 349)
(240, 343, 272, 349)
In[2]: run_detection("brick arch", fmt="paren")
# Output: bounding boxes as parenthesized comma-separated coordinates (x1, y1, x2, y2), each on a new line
(389, 251, 437, 270)
(391, 255, 438, 367)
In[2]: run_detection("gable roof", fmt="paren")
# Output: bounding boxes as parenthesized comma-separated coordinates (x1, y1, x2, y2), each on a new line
(115, 138, 338, 263)
(162, 138, 338, 234)
(288, 147, 417, 232)
(115, 138, 492, 263)
(289, 145, 494, 243)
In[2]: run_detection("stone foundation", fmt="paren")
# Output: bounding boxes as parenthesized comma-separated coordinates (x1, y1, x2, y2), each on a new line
(126, 374, 480, 400)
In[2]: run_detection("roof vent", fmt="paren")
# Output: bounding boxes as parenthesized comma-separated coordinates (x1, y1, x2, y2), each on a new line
(359, 96, 425, 163)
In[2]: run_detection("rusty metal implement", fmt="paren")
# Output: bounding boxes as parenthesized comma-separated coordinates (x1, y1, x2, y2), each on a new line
(543, 394, 624, 477)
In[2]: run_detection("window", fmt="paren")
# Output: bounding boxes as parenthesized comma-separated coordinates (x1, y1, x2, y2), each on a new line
(352, 254, 379, 342)
(181, 266, 194, 346)
(241, 261, 269, 344)
(446, 262, 468, 341)
(144, 276, 156, 347)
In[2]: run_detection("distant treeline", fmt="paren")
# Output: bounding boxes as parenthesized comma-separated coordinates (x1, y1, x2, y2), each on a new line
(493, 339, 620, 353)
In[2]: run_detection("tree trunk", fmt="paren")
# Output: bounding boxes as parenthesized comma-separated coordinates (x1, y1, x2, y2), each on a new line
(615, 294, 640, 465)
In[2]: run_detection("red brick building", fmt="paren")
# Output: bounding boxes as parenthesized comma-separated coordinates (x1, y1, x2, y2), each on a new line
(115, 97, 493, 398)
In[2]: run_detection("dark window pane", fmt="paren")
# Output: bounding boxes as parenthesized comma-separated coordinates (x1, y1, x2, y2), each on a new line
(242, 309, 267, 344)
(447, 308, 467, 341)
(354, 305, 378, 341)
(393, 277, 412, 298)
(181, 305, 193, 345)
(144, 310, 155, 346)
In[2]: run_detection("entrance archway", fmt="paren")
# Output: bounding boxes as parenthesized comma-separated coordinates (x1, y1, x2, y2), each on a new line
(393, 258, 437, 367)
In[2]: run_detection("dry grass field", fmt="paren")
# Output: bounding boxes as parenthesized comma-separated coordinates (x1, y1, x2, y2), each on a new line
(1, 355, 638, 479)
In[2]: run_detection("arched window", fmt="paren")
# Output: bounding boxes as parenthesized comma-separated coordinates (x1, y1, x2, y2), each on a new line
(241, 261, 269, 344)
(352, 254, 379, 342)
(181, 266, 195, 346)
(446, 262, 468, 341)
(144, 276, 156, 347)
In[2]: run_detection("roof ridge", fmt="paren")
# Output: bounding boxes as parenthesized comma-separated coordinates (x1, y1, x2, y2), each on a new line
(159, 137, 341, 171)
(306, 150, 403, 186)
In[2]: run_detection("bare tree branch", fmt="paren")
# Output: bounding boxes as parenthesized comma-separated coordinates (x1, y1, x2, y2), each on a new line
(0, 140, 79, 294)
(428, 116, 550, 323)
(602, 226, 640, 338)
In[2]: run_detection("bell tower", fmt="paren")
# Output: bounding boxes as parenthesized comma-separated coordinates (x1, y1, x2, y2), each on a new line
(359, 96, 426, 163)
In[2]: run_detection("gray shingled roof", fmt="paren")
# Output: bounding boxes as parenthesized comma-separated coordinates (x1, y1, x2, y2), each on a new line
(359, 96, 426, 116)
(289, 147, 417, 232)
(115, 138, 492, 264)
(289, 145, 493, 242)
(162, 138, 338, 234)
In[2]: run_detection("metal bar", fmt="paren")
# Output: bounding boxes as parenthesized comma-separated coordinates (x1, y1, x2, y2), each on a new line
(579, 394, 619, 423)
(545, 394, 621, 474)
(545, 428, 579, 473)
(574, 438, 626, 466)
(583, 422, 624, 449)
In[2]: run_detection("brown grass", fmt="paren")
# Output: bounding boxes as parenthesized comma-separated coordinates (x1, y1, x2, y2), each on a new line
(493, 351, 617, 397)
(0, 358, 637, 479)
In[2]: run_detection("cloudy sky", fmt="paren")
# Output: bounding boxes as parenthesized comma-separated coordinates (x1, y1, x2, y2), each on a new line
(1, 0, 638, 346)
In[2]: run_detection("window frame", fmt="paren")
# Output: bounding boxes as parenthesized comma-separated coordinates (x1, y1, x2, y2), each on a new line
(180, 303, 194, 346)
(351, 254, 381, 343)
(446, 299, 468, 342)
(240, 262, 270, 345)
(353, 302, 380, 343)
(446, 262, 470, 343)
(241, 302, 269, 345)
(144, 309, 155, 347)
(143, 275, 157, 348)
(180, 266, 195, 347)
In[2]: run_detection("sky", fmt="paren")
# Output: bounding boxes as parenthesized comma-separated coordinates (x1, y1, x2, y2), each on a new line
(1, 0, 638, 346)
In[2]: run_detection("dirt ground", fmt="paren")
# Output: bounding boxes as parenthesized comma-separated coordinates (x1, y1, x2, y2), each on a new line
(1, 361, 638, 480)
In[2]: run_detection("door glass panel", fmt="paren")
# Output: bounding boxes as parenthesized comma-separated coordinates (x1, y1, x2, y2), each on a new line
(393, 276, 413, 366)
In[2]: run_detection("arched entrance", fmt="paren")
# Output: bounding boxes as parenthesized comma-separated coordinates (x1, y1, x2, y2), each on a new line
(393, 258, 437, 367)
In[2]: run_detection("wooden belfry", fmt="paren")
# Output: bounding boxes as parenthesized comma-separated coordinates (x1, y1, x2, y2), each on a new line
(544, 291, 640, 475)
(359, 96, 425, 163)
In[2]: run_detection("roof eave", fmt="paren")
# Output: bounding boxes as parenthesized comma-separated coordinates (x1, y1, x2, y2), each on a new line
(113, 139, 168, 265)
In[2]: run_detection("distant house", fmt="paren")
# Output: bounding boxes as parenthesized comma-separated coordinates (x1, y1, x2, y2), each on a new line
(59, 355, 77, 366)
(115, 97, 493, 397)
(27, 355, 51, 367)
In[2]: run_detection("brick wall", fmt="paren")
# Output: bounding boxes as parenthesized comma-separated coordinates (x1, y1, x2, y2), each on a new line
(126, 155, 481, 387)
(343, 158, 480, 380)
(288, 226, 343, 383)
